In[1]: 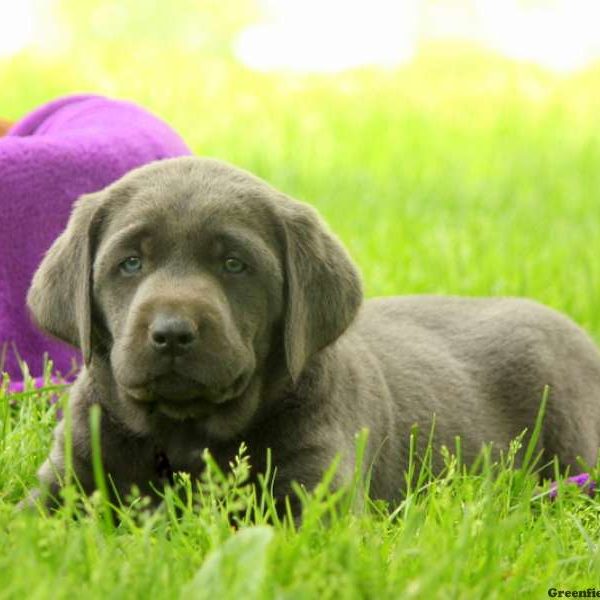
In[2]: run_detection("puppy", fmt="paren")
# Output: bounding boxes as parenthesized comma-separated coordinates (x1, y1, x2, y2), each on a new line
(26, 157, 600, 511)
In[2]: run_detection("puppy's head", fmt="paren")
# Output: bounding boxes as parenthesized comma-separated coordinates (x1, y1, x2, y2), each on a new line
(28, 157, 362, 439)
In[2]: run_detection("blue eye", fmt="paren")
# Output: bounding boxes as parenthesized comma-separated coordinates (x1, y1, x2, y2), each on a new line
(120, 256, 142, 275)
(223, 257, 246, 274)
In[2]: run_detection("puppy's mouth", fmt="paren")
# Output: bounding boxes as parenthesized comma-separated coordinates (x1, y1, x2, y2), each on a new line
(124, 372, 250, 420)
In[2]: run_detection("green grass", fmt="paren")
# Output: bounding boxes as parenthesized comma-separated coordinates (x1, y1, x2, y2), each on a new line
(2, 381, 600, 598)
(2, 15, 600, 597)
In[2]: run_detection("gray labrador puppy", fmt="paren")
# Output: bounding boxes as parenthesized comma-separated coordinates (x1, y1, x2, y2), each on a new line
(26, 157, 600, 510)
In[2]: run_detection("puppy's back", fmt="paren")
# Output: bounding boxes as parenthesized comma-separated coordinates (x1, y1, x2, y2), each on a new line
(353, 295, 600, 470)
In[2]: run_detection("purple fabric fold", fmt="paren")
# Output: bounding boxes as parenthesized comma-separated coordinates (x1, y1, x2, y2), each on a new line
(0, 94, 191, 381)
(548, 472, 596, 499)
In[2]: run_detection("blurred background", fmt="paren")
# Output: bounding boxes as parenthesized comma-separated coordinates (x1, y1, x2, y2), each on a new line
(2, 0, 600, 331)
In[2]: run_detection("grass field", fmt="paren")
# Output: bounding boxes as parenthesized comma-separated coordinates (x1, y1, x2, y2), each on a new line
(2, 22, 600, 598)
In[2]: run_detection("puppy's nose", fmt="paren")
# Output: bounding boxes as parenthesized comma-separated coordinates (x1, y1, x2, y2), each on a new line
(149, 314, 197, 356)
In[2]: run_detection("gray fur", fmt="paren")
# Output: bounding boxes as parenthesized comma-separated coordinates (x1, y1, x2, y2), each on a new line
(25, 157, 600, 511)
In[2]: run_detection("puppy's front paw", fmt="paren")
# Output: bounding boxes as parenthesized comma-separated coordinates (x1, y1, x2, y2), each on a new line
(16, 488, 44, 513)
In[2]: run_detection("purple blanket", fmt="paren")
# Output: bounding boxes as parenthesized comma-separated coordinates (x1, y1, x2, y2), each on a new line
(0, 94, 191, 382)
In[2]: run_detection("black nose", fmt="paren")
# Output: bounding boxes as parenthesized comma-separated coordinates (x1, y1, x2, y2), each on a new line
(149, 314, 197, 356)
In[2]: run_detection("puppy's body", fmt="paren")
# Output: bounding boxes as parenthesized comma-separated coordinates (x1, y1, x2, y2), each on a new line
(27, 158, 600, 511)
(354, 297, 600, 492)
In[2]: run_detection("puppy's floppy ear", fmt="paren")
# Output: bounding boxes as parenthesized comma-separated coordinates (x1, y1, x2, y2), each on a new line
(279, 198, 363, 381)
(27, 192, 105, 366)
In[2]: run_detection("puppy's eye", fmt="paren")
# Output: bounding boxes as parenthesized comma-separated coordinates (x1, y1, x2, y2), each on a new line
(119, 256, 142, 275)
(223, 257, 246, 274)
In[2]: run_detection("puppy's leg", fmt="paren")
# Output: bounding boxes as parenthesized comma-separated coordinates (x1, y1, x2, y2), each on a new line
(268, 443, 362, 525)
(23, 400, 155, 511)
(21, 417, 96, 511)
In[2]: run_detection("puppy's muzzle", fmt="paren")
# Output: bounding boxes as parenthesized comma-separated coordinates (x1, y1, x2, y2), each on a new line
(148, 313, 197, 357)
